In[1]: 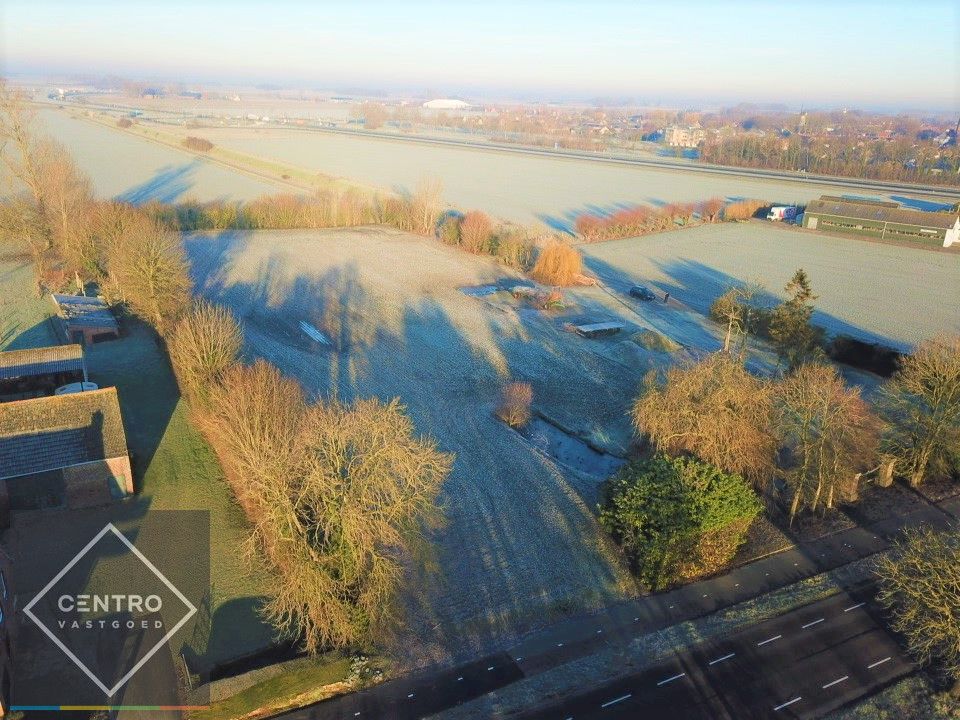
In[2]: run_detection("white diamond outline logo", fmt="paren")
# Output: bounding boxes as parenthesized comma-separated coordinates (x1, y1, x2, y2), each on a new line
(22, 522, 198, 698)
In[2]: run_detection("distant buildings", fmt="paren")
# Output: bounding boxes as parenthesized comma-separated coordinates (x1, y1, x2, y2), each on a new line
(803, 196, 960, 247)
(422, 99, 471, 110)
(664, 124, 706, 148)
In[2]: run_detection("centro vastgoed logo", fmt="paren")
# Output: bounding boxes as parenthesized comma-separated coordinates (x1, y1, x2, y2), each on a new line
(23, 523, 197, 698)
(55, 593, 165, 630)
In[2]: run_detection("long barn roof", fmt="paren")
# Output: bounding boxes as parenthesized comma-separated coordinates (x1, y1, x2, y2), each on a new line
(0, 344, 85, 381)
(806, 199, 960, 229)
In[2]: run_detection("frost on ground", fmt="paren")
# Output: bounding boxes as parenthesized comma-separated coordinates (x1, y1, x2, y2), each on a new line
(183, 226, 693, 666)
(582, 221, 960, 352)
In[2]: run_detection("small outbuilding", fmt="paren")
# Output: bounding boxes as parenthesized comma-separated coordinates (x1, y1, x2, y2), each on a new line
(0, 344, 87, 402)
(574, 321, 625, 339)
(0, 387, 133, 526)
(803, 197, 960, 247)
(51, 294, 120, 345)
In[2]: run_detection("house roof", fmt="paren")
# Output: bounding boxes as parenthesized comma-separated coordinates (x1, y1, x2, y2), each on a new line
(51, 294, 120, 331)
(0, 344, 85, 381)
(806, 199, 960, 229)
(0, 387, 128, 480)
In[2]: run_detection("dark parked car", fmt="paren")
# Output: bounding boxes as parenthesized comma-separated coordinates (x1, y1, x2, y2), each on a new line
(628, 285, 657, 301)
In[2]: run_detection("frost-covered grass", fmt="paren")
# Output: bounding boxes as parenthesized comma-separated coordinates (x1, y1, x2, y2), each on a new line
(183, 226, 654, 666)
(582, 221, 960, 351)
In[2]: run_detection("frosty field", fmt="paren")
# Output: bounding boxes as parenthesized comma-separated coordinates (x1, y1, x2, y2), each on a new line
(581, 221, 960, 351)
(182, 226, 691, 664)
(38, 112, 954, 228)
(35, 109, 281, 202)
(160, 124, 948, 226)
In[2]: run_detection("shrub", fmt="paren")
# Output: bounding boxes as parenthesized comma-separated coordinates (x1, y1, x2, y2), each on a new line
(116, 118, 133, 128)
(530, 241, 583, 286)
(182, 136, 214, 152)
(459, 210, 494, 254)
(437, 214, 461, 246)
(496, 381, 533, 428)
(599, 454, 761, 590)
(493, 228, 536, 270)
(168, 301, 243, 406)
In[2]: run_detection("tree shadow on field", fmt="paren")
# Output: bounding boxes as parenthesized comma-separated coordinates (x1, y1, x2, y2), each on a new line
(583, 251, 901, 349)
(181, 231, 634, 664)
(117, 160, 201, 205)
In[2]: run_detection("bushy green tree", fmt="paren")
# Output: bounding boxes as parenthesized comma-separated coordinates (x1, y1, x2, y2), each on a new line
(599, 455, 762, 590)
(769, 269, 825, 372)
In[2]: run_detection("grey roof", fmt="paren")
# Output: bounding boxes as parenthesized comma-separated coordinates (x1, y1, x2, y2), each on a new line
(0, 388, 128, 480)
(51, 294, 120, 331)
(0, 344, 85, 381)
(806, 199, 960, 229)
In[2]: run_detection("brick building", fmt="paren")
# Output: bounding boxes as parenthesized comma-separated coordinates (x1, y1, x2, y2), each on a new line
(51, 294, 120, 346)
(0, 388, 133, 526)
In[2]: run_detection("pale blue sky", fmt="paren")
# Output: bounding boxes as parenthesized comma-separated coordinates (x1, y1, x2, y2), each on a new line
(1, 0, 957, 110)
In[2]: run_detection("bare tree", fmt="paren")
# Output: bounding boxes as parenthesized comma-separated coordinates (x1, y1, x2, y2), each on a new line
(0, 83, 94, 282)
(881, 335, 960, 486)
(202, 363, 452, 653)
(168, 301, 243, 406)
(632, 353, 778, 489)
(711, 284, 760, 354)
(876, 528, 960, 689)
(410, 177, 443, 236)
(110, 218, 191, 334)
(530, 240, 583, 286)
(496, 381, 533, 427)
(459, 210, 493, 254)
(776, 364, 881, 524)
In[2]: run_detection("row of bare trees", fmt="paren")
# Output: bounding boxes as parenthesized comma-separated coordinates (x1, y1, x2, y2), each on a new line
(1, 83, 193, 335)
(168, 304, 452, 653)
(633, 334, 960, 525)
(573, 198, 768, 243)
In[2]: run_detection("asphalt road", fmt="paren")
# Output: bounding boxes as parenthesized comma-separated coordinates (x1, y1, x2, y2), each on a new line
(276, 498, 956, 720)
(298, 127, 960, 200)
(46, 99, 959, 201)
(519, 589, 911, 720)
(273, 652, 523, 720)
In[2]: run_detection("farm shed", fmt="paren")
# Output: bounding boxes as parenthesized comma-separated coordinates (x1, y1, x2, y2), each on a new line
(803, 198, 960, 247)
(0, 387, 133, 526)
(0, 344, 87, 402)
(50, 294, 120, 345)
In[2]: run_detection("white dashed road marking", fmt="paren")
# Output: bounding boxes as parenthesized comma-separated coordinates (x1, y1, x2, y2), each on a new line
(822, 676, 849, 689)
(801, 618, 825, 629)
(601, 694, 632, 708)
(757, 634, 782, 646)
(844, 602, 865, 612)
(656, 672, 686, 686)
(487, 666, 494, 671)
(407, 693, 415, 698)
(774, 697, 802, 711)
(708, 652, 736, 665)
(867, 657, 892, 669)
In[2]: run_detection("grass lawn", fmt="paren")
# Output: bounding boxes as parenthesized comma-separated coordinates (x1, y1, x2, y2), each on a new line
(0, 250, 275, 671)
